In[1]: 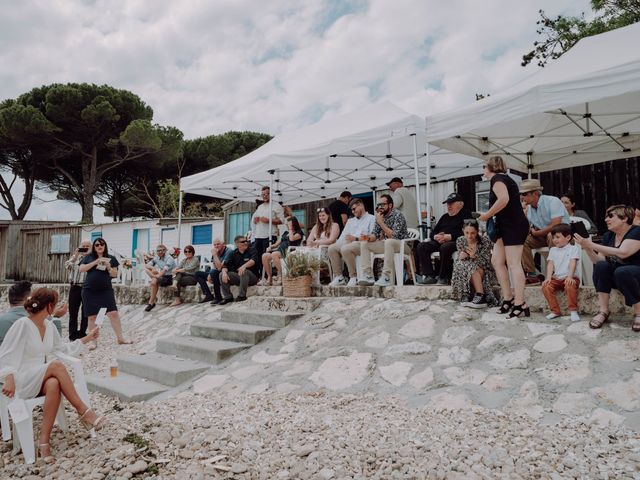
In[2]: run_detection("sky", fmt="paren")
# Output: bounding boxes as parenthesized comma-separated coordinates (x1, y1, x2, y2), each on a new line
(0, 0, 591, 223)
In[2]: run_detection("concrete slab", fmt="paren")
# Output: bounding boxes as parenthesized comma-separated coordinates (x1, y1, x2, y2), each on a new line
(156, 335, 250, 363)
(86, 373, 168, 402)
(190, 321, 277, 344)
(221, 309, 303, 328)
(117, 352, 210, 386)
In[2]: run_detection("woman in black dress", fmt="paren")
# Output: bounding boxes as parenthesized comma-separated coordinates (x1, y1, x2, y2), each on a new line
(479, 156, 530, 318)
(79, 238, 132, 349)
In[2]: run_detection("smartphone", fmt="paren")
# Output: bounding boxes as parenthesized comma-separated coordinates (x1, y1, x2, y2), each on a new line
(78, 247, 89, 252)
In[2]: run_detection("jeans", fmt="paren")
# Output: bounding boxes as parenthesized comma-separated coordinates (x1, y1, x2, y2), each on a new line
(220, 270, 259, 299)
(195, 269, 223, 301)
(68, 284, 88, 341)
(254, 237, 277, 276)
(593, 260, 640, 307)
(417, 240, 457, 279)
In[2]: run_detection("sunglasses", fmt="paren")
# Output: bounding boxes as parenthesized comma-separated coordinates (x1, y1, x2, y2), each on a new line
(95, 243, 105, 247)
(350, 207, 358, 212)
(376, 203, 388, 208)
(237, 240, 249, 244)
(606, 212, 623, 219)
(157, 249, 166, 252)
(185, 250, 194, 253)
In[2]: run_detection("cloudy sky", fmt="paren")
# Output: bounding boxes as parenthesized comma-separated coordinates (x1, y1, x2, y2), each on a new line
(0, 0, 590, 223)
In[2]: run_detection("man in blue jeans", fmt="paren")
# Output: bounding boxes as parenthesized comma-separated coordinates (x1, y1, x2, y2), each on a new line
(195, 237, 234, 305)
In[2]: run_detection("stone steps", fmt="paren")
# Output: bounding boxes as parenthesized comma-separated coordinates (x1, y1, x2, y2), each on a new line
(156, 335, 251, 364)
(191, 321, 277, 344)
(116, 352, 210, 386)
(220, 309, 303, 328)
(86, 373, 169, 402)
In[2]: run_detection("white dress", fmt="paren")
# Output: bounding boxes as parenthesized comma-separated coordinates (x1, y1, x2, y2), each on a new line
(0, 317, 86, 399)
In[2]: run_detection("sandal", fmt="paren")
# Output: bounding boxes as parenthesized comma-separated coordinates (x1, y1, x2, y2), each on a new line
(589, 311, 609, 329)
(632, 315, 640, 332)
(79, 408, 107, 431)
(497, 298, 514, 314)
(507, 303, 530, 319)
(38, 443, 55, 464)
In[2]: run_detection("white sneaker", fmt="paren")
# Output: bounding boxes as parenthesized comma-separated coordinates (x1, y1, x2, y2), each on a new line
(570, 311, 581, 322)
(546, 312, 561, 320)
(329, 275, 346, 287)
(357, 274, 375, 286)
(347, 277, 358, 287)
(374, 276, 392, 287)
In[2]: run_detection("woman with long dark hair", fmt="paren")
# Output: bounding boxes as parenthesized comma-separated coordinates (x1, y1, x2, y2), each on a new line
(79, 238, 132, 348)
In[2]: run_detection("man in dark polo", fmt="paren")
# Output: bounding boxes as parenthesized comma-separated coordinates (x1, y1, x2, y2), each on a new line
(219, 235, 260, 304)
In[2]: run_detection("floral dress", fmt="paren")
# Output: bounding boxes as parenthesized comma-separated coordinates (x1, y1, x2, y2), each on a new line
(451, 235, 497, 305)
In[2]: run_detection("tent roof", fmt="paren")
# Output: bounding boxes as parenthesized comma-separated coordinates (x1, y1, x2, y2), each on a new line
(425, 22, 640, 173)
(182, 102, 482, 205)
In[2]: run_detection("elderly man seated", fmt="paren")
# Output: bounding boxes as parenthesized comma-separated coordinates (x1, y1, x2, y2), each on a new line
(416, 193, 472, 285)
(144, 244, 177, 312)
(520, 179, 570, 285)
(357, 194, 410, 287)
(195, 237, 234, 305)
(328, 198, 376, 287)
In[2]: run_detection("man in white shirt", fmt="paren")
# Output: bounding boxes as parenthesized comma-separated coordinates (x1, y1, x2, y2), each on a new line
(328, 198, 376, 286)
(387, 177, 419, 229)
(251, 186, 284, 275)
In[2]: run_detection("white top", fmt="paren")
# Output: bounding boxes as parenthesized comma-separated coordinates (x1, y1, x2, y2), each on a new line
(0, 317, 86, 399)
(391, 187, 419, 228)
(548, 244, 581, 279)
(251, 201, 285, 239)
(337, 213, 376, 246)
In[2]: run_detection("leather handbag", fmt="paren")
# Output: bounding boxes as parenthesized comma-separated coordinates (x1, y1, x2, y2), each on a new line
(486, 217, 499, 243)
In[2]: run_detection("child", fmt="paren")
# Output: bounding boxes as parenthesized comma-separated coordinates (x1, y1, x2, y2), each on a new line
(541, 224, 582, 321)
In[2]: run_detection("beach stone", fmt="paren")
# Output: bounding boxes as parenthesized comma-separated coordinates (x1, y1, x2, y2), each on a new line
(398, 315, 436, 338)
(193, 374, 228, 394)
(598, 339, 640, 361)
(552, 393, 596, 416)
(408, 367, 434, 389)
(428, 392, 473, 411)
(441, 326, 477, 345)
(437, 346, 472, 366)
(505, 381, 543, 419)
(537, 354, 590, 384)
(384, 342, 431, 356)
(231, 463, 249, 474)
(476, 335, 512, 350)
(380, 362, 413, 386)
(365, 331, 390, 348)
(533, 334, 567, 353)
(566, 321, 601, 339)
(309, 352, 373, 390)
(591, 373, 640, 411)
(126, 461, 147, 474)
(285, 329, 305, 343)
(527, 323, 559, 337)
(444, 367, 488, 386)
(252, 350, 289, 364)
(489, 349, 530, 369)
(232, 365, 264, 380)
(588, 408, 626, 428)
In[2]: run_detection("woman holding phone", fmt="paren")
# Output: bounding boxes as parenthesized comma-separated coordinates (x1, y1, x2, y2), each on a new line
(79, 238, 132, 348)
(65, 240, 91, 341)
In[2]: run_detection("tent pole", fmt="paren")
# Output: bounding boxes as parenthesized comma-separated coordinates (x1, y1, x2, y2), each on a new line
(268, 170, 274, 246)
(177, 182, 183, 248)
(425, 142, 432, 233)
(527, 153, 533, 179)
(411, 133, 422, 240)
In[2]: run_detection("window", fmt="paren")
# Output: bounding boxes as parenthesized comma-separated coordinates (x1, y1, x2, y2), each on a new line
(132, 228, 150, 256)
(50, 234, 71, 254)
(291, 209, 306, 232)
(192, 224, 213, 245)
(91, 231, 102, 242)
(228, 212, 251, 243)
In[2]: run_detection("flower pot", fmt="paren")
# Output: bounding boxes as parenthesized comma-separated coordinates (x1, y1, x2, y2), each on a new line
(282, 275, 313, 297)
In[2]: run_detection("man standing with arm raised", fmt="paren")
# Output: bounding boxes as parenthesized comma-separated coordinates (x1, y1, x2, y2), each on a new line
(251, 186, 284, 276)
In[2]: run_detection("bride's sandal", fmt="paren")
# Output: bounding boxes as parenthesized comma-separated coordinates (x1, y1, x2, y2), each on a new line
(632, 315, 640, 332)
(38, 443, 55, 464)
(589, 311, 610, 329)
(79, 408, 107, 431)
(497, 298, 514, 314)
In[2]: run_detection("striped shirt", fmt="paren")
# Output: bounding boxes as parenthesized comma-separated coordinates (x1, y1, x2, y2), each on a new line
(65, 255, 88, 286)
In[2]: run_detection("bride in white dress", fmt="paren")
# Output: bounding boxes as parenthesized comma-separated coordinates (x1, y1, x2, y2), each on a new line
(0, 288, 107, 463)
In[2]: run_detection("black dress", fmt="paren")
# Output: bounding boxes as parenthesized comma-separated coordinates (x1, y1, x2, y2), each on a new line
(80, 254, 119, 316)
(489, 174, 529, 246)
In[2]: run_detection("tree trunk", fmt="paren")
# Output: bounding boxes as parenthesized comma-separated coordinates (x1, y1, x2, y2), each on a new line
(80, 146, 99, 224)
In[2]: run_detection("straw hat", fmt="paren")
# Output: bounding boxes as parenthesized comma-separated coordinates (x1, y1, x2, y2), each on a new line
(519, 179, 543, 193)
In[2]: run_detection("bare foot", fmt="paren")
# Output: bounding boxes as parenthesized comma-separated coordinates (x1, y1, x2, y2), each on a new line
(117, 339, 133, 345)
(87, 341, 97, 351)
(169, 299, 182, 307)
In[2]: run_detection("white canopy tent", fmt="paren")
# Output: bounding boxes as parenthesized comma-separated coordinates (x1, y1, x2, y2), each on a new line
(425, 22, 640, 175)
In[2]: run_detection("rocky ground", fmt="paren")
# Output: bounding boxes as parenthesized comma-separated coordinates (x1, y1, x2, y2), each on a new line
(2, 295, 640, 479)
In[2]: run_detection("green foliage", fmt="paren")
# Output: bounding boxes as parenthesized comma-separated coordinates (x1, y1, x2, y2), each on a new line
(282, 251, 322, 278)
(122, 433, 149, 449)
(522, 1, 640, 67)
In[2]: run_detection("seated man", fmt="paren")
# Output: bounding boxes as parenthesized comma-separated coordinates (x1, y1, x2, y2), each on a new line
(0, 281, 66, 344)
(357, 194, 410, 287)
(195, 237, 233, 305)
(144, 244, 177, 312)
(416, 192, 472, 285)
(328, 198, 376, 287)
(219, 235, 259, 304)
(520, 179, 570, 284)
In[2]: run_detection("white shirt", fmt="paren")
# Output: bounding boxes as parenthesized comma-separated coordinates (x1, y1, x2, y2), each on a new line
(251, 201, 285, 239)
(336, 213, 376, 246)
(548, 243, 581, 279)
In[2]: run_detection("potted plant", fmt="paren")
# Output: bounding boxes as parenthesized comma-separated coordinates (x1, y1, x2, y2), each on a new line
(281, 251, 321, 297)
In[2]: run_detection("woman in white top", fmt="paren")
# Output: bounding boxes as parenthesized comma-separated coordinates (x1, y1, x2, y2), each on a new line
(0, 288, 107, 463)
(307, 207, 340, 247)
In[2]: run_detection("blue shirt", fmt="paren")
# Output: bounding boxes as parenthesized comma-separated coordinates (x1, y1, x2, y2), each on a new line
(149, 254, 176, 275)
(527, 195, 570, 230)
(0, 306, 62, 345)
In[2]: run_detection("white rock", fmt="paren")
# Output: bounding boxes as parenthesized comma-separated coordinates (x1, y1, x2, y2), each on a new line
(308, 331, 340, 348)
(231, 365, 264, 380)
(384, 342, 431, 356)
(505, 381, 543, 419)
(552, 393, 596, 416)
(482, 374, 509, 391)
(533, 334, 567, 353)
(591, 373, 640, 411)
(443, 367, 488, 386)
(398, 315, 436, 338)
(428, 392, 473, 411)
(408, 367, 434, 389)
(598, 339, 640, 362)
(566, 321, 601, 339)
(193, 374, 228, 394)
(252, 350, 289, 364)
(537, 354, 590, 384)
(437, 346, 472, 366)
(428, 304, 448, 314)
(365, 331, 390, 349)
(309, 352, 373, 390)
(527, 322, 559, 337)
(284, 329, 305, 343)
(441, 326, 477, 345)
(282, 361, 313, 377)
(489, 349, 530, 369)
(588, 408, 626, 428)
(379, 362, 413, 386)
(476, 335, 512, 350)
(126, 460, 147, 474)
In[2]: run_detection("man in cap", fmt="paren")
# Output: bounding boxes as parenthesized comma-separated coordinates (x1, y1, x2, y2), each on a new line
(415, 192, 472, 285)
(519, 179, 570, 284)
(387, 177, 419, 229)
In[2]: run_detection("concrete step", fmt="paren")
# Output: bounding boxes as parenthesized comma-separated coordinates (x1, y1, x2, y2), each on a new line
(117, 352, 210, 387)
(156, 335, 250, 364)
(86, 373, 169, 402)
(244, 296, 321, 313)
(191, 321, 277, 344)
(221, 309, 303, 328)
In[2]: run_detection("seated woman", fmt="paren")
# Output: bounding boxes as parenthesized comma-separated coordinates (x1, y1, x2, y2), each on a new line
(307, 207, 340, 248)
(451, 220, 496, 308)
(561, 193, 597, 234)
(170, 245, 199, 306)
(260, 216, 303, 285)
(575, 205, 640, 331)
(0, 288, 106, 464)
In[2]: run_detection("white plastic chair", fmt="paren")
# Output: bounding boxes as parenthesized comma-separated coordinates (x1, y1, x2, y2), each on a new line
(0, 352, 92, 464)
(370, 228, 420, 286)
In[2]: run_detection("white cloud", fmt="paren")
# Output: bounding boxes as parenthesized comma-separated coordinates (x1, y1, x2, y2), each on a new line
(0, 0, 591, 221)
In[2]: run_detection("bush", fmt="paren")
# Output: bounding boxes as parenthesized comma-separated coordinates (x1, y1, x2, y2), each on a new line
(282, 251, 321, 278)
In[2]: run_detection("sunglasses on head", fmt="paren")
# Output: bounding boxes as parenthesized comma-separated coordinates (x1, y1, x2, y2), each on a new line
(463, 219, 478, 226)
(316, 208, 328, 213)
